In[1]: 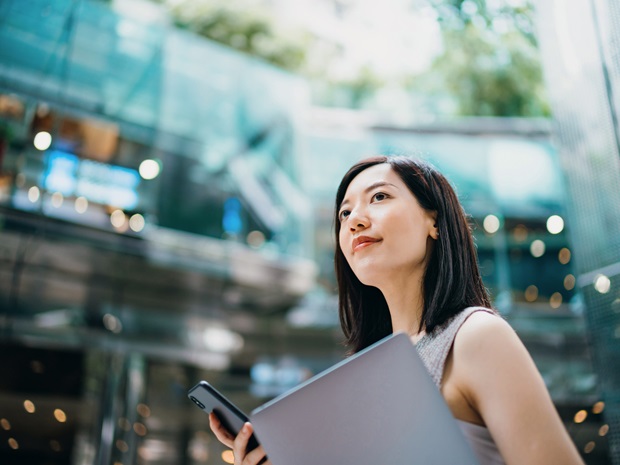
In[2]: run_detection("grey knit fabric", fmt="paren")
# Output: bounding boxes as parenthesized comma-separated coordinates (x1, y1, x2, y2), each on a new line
(415, 307, 496, 388)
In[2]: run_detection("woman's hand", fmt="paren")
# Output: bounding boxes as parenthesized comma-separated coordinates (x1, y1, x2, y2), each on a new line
(209, 412, 271, 465)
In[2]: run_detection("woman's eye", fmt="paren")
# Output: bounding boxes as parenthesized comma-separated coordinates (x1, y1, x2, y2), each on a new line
(372, 192, 387, 202)
(339, 210, 350, 221)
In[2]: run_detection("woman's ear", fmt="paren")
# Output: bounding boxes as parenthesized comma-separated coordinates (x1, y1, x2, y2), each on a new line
(429, 212, 439, 240)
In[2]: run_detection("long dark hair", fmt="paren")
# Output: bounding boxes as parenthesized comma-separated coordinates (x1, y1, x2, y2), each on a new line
(334, 155, 492, 353)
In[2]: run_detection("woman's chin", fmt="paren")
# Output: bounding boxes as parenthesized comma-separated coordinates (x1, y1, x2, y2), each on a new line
(356, 273, 385, 289)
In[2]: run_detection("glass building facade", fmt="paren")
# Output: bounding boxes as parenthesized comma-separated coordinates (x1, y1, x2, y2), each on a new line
(536, 1, 620, 463)
(0, 0, 615, 464)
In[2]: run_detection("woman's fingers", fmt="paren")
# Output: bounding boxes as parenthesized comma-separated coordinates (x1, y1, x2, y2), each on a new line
(233, 423, 253, 465)
(209, 416, 269, 465)
(208, 412, 235, 448)
(234, 422, 271, 465)
(243, 444, 271, 465)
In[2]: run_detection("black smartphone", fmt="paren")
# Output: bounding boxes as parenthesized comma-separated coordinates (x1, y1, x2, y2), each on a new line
(188, 380, 260, 452)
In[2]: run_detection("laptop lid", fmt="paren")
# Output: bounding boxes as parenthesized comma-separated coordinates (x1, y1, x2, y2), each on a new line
(250, 332, 480, 465)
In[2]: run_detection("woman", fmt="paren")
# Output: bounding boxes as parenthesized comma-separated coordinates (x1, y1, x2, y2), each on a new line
(210, 155, 584, 465)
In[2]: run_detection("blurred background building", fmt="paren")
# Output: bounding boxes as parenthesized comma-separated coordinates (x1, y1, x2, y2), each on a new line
(0, 0, 617, 464)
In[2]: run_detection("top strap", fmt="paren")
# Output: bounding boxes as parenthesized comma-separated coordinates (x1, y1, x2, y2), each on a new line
(415, 307, 497, 388)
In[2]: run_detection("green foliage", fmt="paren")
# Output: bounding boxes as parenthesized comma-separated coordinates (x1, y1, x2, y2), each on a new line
(420, 0, 550, 117)
(311, 66, 385, 110)
(152, 0, 548, 117)
(164, 0, 308, 72)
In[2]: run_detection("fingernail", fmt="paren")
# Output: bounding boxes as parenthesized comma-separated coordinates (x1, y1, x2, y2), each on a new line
(242, 423, 250, 434)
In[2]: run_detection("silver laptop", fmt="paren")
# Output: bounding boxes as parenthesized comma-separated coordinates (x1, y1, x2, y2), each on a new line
(249, 331, 480, 465)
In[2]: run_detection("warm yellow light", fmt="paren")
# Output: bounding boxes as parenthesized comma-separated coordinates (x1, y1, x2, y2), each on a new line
(524, 285, 538, 302)
(221, 450, 235, 464)
(558, 247, 571, 264)
(592, 401, 605, 414)
(0, 418, 10, 430)
(546, 215, 564, 234)
(483, 214, 500, 234)
(584, 441, 596, 454)
(116, 439, 129, 453)
(574, 409, 587, 423)
(530, 239, 545, 258)
(24, 400, 36, 413)
(599, 424, 609, 436)
(564, 274, 575, 291)
(550, 292, 562, 309)
(8, 438, 19, 449)
(133, 422, 147, 436)
(54, 409, 67, 423)
(137, 403, 151, 418)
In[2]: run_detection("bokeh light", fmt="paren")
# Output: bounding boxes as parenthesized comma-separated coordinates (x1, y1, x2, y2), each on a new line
(129, 214, 145, 232)
(594, 274, 611, 294)
(75, 196, 88, 214)
(558, 247, 571, 264)
(24, 400, 35, 413)
(33, 131, 52, 151)
(53, 409, 67, 423)
(139, 159, 161, 180)
(546, 215, 564, 234)
(110, 209, 127, 228)
(525, 285, 538, 302)
(28, 186, 40, 203)
(530, 239, 545, 258)
(483, 214, 500, 234)
(574, 409, 587, 423)
(550, 292, 562, 309)
(222, 450, 234, 464)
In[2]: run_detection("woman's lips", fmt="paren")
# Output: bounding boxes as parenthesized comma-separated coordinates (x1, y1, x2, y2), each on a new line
(352, 236, 381, 252)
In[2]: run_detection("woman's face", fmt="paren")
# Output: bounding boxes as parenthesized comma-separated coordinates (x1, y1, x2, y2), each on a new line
(338, 164, 438, 287)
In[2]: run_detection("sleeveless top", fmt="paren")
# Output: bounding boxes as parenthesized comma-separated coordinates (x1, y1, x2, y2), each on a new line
(415, 307, 506, 465)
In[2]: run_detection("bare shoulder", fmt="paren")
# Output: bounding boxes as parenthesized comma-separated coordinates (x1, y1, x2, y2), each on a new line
(458, 309, 512, 335)
(454, 310, 524, 357)
(451, 309, 551, 425)
(450, 311, 585, 465)
(450, 310, 537, 401)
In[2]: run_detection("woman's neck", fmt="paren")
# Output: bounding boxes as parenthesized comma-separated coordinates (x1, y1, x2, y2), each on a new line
(379, 275, 425, 338)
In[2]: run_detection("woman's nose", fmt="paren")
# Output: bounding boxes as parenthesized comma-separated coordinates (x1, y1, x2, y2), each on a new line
(348, 208, 369, 231)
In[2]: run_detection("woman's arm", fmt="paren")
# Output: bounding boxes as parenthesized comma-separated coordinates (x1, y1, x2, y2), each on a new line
(452, 311, 585, 465)
(209, 413, 272, 465)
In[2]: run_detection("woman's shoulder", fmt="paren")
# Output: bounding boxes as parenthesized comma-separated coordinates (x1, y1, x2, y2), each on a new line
(456, 309, 520, 349)
(458, 308, 510, 334)
(452, 309, 532, 381)
(461, 307, 508, 331)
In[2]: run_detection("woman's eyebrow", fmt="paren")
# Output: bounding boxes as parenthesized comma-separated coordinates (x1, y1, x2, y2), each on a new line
(340, 181, 399, 208)
(364, 181, 398, 192)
